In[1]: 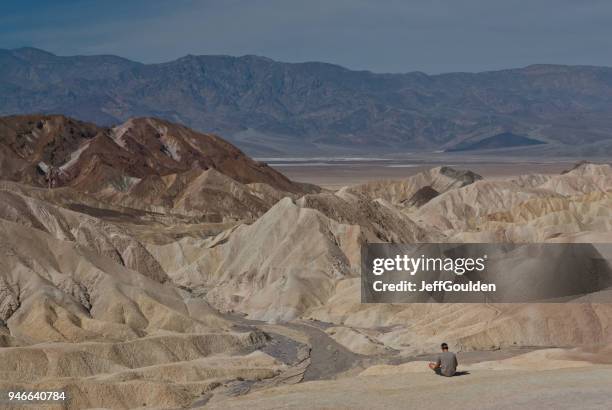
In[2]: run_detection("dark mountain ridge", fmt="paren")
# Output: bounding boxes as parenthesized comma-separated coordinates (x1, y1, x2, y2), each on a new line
(3, 47, 612, 155)
(448, 132, 547, 152)
(0, 114, 311, 194)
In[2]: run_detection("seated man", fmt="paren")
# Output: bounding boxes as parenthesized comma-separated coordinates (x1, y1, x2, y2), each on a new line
(428, 343, 458, 377)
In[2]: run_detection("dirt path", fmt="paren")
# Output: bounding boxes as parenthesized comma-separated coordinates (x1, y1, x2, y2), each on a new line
(224, 315, 366, 380)
(283, 321, 364, 381)
(196, 315, 368, 407)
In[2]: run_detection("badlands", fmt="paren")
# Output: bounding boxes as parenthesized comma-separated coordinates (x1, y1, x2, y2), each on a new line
(0, 115, 611, 409)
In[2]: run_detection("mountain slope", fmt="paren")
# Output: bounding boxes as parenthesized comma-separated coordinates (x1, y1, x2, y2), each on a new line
(447, 132, 546, 152)
(0, 114, 312, 194)
(3, 48, 612, 155)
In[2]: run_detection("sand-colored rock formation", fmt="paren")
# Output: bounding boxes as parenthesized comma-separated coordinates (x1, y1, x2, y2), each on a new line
(2, 114, 612, 408)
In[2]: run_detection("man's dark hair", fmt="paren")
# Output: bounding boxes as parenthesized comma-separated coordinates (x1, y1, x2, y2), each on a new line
(441, 343, 448, 350)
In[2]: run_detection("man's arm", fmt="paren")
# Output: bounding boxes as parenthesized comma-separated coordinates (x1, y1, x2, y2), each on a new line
(428, 356, 442, 369)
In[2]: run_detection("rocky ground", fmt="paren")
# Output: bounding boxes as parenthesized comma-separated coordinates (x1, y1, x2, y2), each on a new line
(206, 360, 612, 410)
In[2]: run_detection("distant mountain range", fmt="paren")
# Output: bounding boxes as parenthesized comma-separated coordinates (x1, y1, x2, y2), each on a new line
(3, 47, 612, 156)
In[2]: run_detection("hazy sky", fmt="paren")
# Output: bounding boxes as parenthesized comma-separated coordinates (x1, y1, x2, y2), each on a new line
(1, 0, 611, 73)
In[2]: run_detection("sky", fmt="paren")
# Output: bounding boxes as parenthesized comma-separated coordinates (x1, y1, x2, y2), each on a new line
(1, 0, 612, 74)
